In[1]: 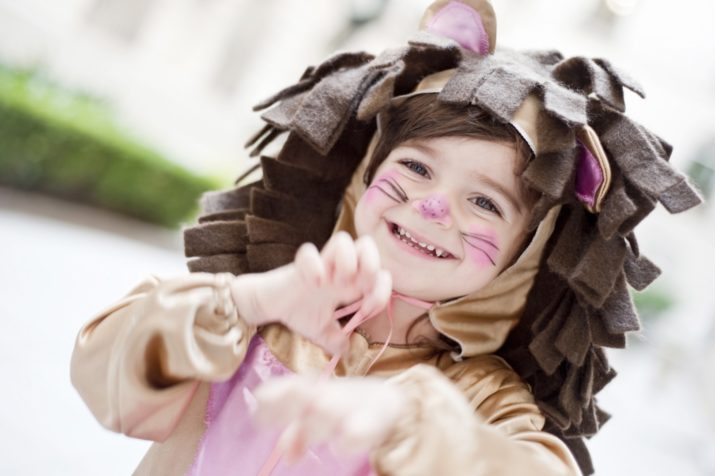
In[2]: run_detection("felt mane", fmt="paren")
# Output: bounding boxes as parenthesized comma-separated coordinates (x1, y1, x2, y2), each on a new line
(183, 17, 701, 476)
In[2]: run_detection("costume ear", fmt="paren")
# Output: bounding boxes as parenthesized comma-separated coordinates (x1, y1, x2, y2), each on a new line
(419, 0, 497, 55)
(575, 125, 611, 213)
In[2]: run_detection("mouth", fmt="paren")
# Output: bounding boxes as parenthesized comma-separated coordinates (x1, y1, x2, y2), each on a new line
(387, 221, 456, 259)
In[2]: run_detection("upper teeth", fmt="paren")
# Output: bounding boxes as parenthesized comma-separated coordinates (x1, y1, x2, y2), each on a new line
(396, 226, 446, 257)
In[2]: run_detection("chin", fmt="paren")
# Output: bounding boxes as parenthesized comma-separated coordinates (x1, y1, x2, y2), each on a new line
(388, 272, 450, 302)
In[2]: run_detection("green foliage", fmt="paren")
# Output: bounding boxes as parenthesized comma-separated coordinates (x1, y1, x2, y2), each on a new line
(0, 65, 221, 228)
(632, 286, 675, 321)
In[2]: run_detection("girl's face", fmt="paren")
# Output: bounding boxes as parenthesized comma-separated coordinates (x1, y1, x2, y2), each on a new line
(354, 136, 532, 302)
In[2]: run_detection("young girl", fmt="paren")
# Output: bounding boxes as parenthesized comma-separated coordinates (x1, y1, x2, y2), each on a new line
(70, 1, 701, 475)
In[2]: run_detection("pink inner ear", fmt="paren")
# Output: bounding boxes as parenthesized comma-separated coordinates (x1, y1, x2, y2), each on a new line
(575, 141, 603, 208)
(426, 1, 490, 55)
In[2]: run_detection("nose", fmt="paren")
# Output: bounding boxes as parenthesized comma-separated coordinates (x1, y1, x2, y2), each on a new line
(412, 194, 452, 227)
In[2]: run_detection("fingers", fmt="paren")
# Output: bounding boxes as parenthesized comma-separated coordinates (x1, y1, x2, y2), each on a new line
(358, 270, 392, 318)
(291, 234, 390, 355)
(255, 376, 404, 461)
(312, 319, 349, 356)
(254, 377, 314, 426)
(354, 235, 380, 292)
(321, 231, 358, 284)
(255, 377, 343, 462)
(294, 242, 326, 287)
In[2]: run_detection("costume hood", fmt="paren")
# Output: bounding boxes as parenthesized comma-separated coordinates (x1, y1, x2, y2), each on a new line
(183, 1, 701, 473)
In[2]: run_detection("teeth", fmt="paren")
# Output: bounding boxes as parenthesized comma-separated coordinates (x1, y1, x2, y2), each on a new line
(393, 223, 448, 258)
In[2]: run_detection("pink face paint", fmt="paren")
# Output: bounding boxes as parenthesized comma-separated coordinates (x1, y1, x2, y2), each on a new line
(461, 225, 499, 267)
(364, 170, 406, 205)
(413, 194, 450, 220)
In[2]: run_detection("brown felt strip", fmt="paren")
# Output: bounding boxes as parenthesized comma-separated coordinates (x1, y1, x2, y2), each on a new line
(623, 251, 661, 291)
(200, 186, 254, 214)
(547, 208, 589, 280)
(246, 215, 311, 246)
(186, 253, 247, 275)
(552, 57, 625, 112)
(606, 179, 657, 237)
(197, 209, 247, 224)
(658, 178, 703, 213)
(356, 61, 405, 121)
(534, 108, 575, 154)
(598, 275, 640, 334)
(555, 303, 591, 366)
(593, 58, 645, 98)
(522, 150, 576, 200)
(472, 66, 540, 122)
(587, 309, 626, 348)
(252, 52, 374, 112)
(597, 172, 637, 240)
(559, 365, 584, 425)
(579, 350, 595, 404)
(537, 400, 571, 430)
(591, 348, 617, 395)
(291, 66, 371, 155)
(260, 156, 345, 199)
(560, 437, 594, 476)
(568, 235, 626, 308)
(529, 298, 569, 375)
(246, 243, 297, 272)
(542, 81, 588, 126)
(184, 221, 247, 257)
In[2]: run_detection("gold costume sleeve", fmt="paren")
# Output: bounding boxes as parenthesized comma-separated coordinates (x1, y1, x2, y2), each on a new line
(70, 273, 256, 442)
(372, 359, 582, 476)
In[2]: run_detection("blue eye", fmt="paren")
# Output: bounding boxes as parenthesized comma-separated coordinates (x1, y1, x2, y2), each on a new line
(399, 159, 430, 178)
(470, 196, 501, 216)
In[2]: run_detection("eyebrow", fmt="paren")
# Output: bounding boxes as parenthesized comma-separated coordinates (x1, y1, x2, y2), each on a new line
(399, 143, 525, 215)
(470, 171, 524, 215)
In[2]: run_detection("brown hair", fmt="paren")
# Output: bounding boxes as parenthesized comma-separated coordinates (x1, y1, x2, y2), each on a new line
(364, 94, 539, 207)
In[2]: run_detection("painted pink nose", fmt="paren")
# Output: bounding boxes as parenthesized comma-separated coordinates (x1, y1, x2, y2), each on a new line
(413, 194, 452, 225)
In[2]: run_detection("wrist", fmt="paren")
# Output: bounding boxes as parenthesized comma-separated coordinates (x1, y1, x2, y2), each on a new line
(230, 273, 270, 326)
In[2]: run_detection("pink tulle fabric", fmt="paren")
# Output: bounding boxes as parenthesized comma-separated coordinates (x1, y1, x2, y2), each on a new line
(186, 335, 375, 476)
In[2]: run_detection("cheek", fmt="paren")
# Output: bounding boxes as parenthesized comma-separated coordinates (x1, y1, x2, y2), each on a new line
(463, 225, 500, 268)
(362, 186, 382, 205)
(360, 169, 402, 207)
(355, 170, 402, 233)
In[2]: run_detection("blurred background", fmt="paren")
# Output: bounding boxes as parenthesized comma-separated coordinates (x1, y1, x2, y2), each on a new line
(1, 0, 714, 474)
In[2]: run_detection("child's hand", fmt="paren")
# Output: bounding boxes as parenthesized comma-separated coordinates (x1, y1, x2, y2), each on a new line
(254, 375, 404, 462)
(231, 232, 392, 354)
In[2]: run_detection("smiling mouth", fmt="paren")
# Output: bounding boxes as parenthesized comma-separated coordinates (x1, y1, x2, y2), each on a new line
(388, 221, 455, 259)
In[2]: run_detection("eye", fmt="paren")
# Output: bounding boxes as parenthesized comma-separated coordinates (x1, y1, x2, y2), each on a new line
(398, 159, 430, 178)
(469, 196, 502, 216)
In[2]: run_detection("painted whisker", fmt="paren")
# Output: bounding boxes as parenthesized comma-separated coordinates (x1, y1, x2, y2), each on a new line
(461, 232, 500, 251)
(462, 239, 497, 266)
(382, 177, 408, 202)
(368, 184, 402, 204)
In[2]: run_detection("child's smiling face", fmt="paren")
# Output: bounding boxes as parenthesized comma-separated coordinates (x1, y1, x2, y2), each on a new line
(354, 136, 532, 302)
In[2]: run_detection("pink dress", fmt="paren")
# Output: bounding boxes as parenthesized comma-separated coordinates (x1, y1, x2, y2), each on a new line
(186, 335, 376, 476)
